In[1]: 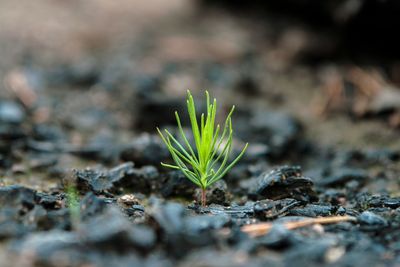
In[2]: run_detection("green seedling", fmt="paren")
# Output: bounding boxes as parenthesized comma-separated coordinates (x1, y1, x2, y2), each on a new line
(157, 90, 248, 207)
(66, 185, 80, 229)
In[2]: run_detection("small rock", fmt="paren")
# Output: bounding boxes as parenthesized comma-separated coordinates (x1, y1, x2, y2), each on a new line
(243, 143, 270, 161)
(0, 185, 36, 212)
(289, 204, 334, 217)
(178, 249, 280, 267)
(68, 132, 120, 164)
(317, 168, 368, 188)
(35, 192, 62, 210)
(254, 198, 301, 219)
(358, 211, 388, 227)
(117, 194, 141, 208)
(0, 101, 25, 124)
(284, 237, 338, 265)
(319, 189, 346, 205)
(151, 202, 219, 258)
(83, 207, 156, 252)
(257, 224, 293, 249)
(126, 165, 159, 193)
(120, 133, 170, 166)
(194, 180, 229, 205)
(254, 166, 317, 201)
(124, 204, 146, 220)
(161, 170, 196, 199)
(202, 203, 255, 219)
(184, 213, 230, 233)
(29, 156, 58, 171)
(76, 162, 159, 195)
(132, 95, 187, 132)
(32, 124, 66, 142)
(0, 124, 25, 142)
(151, 202, 186, 236)
(80, 193, 110, 221)
(117, 194, 145, 220)
(46, 60, 100, 87)
(337, 206, 346, 215)
(367, 195, 400, 209)
(9, 229, 91, 267)
(237, 110, 301, 158)
(25, 206, 70, 231)
(0, 223, 27, 240)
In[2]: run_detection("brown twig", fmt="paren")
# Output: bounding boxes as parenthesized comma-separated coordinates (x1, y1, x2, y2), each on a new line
(241, 215, 357, 237)
(4, 69, 37, 108)
(314, 69, 345, 117)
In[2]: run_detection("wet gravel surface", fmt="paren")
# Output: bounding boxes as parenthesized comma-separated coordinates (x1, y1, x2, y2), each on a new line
(1, 1, 400, 267)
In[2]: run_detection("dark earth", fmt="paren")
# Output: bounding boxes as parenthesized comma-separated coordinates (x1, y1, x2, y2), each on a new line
(1, 1, 400, 266)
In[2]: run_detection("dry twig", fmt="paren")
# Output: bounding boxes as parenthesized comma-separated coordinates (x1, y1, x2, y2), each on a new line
(241, 216, 357, 237)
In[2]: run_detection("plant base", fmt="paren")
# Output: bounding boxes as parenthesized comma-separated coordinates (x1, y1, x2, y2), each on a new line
(201, 188, 207, 207)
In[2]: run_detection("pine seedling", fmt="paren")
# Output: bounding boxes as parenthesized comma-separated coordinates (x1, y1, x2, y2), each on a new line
(157, 90, 248, 207)
(66, 185, 80, 229)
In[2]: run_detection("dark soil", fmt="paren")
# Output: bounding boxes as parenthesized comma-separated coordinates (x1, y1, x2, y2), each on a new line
(1, 1, 400, 267)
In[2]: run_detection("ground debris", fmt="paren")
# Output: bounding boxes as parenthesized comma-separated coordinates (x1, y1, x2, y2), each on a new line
(254, 166, 318, 202)
(241, 215, 357, 237)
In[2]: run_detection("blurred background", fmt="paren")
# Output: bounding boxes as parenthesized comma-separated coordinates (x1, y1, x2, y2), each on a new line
(1, 0, 400, 179)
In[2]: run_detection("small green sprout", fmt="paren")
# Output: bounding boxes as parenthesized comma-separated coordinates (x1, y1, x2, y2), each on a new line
(157, 90, 248, 207)
(66, 185, 80, 229)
